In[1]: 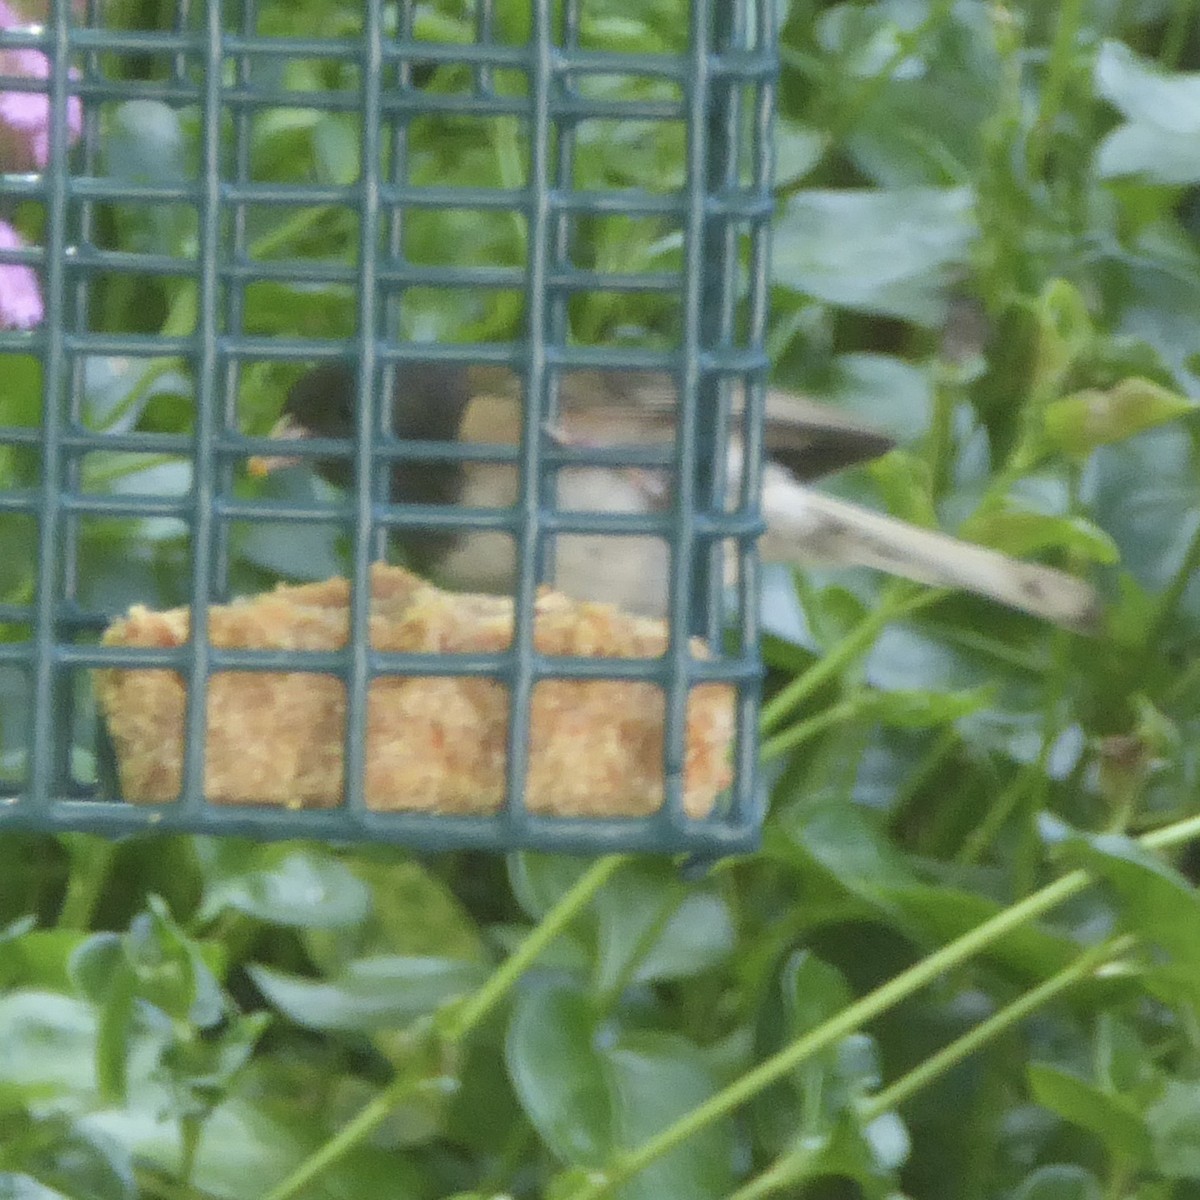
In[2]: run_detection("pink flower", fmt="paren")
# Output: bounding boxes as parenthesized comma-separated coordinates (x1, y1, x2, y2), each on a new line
(0, 219, 43, 328)
(0, 0, 82, 170)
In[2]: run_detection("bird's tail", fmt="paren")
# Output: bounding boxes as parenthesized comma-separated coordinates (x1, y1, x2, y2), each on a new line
(758, 467, 1101, 634)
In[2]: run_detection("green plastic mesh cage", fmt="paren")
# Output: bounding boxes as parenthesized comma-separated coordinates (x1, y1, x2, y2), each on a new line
(0, 0, 776, 856)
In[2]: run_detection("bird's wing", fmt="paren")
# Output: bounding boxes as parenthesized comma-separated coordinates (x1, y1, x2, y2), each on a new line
(538, 369, 897, 481)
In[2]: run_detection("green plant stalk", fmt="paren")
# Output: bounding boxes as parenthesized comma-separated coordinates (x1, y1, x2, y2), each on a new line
(861, 933, 1134, 1120)
(179, 1113, 203, 1188)
(1160, 0, 1197, 66)
(1027, 0, 1088, 179)
(56, 836, 117, 930)
(759, 584, 935, 734)
(564, 810, 1200, 1200)
(262, 1067, 427, 1200)
(83, 452, 186, 490)
(956, 758, 1041, 866)
(263, 853, 628, 1200)
(726, 1141, 823, 1200)
(760, 694, 868, 762)
(565, 870, 1086, 1200)
(1138, 813, 1200, 854)
(250, 202, 343, 263)
(441, 854, 628, 1040)
(725, 933, 1133, 1200)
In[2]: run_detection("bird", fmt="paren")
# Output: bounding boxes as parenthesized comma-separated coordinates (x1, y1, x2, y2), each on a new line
(247, 360, 1101, 633)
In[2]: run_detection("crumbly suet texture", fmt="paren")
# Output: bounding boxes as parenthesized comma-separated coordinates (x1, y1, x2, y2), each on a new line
(95, 565, 734, 818)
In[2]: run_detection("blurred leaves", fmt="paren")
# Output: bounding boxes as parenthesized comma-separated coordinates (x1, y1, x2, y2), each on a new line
(772, 186, 977, 325)
(506, 978, 734, 1200)
(249, 956, 487, 1033)
(196, 846, 371, 930)
(1095, 41, 1200, 184)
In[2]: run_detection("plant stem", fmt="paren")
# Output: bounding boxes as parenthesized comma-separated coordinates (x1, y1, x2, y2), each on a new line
(760, 585, 935, 734)
(760, 694, 868, 762)
(563, 810, 1200, 1200)
(566, 869, 1089, 1200)
(1160, 0, 1197, 67)
(1027, 0, 1088, 179)
(262, 1069, 428, 1200)
(56, 836, 116, 929)
(861, 934, 1133, 1119)
(263, 853, 628, 1200)
(440, 854, 627, 1041)
(725, 934, 1133, 1200)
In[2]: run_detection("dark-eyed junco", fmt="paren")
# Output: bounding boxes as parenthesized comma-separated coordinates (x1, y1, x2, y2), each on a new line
(248, 361, 1100, 632)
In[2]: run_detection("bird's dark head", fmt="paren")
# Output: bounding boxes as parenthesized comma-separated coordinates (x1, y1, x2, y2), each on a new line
(251, 359, 474, 481)
(281, 360, 358, 440)
(249, 360, 476, 572)
(281, 359, 473, 443)
(247, 361, 362, 487)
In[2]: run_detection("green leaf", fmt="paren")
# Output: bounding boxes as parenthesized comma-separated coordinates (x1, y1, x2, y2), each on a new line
(1095, 41, 1200, 184)
(879, 883, 1078, 983)
(592, 862, 734, 994)
(505, 980, 610, 1164)
(961, 510, 1119, 564)
(248, 956, 487, 1032)
(5, 1113, 136, 1200)
(873, 686, 991, 729)
(764, 1109, 906, 1200)
(753, 950, 853, 1154)
(1012, 1165, 1103, 1200)
(1044, 379, 1194, 458)
(811, 1, 999, 188)
(605, 1032, 734, 1200)
(779, 799, 921, 905)
(507, 853, 597, 922)
(774, 120, 826, 187)
(199, 848, 371, 929)
(94, 962, 135, 1104)
(312, 114, 360, 185)
(772, 187, 976, 325)
(506, 979, 733, 1199)
(70, 901, 227, 1104)
(780, 951, 852, 1050)
(1028, 1063, 1150, 1164)
(1034, 279, 1094, 386)
(87, 1092, 426, 1200)
(125, 897, 223, 1026)
(823, 352, 934, 444)
(102, 101, 193, 256)
(237, 471, 347, 583)
(0, 993, 97, 1100)
(1085, 425, 1200, 604)
(1148, 1080, 1200, 1178)
(1046, 822, 1200, 970)
(1106, 231, 1200, 394)
(0, 1176, 70, 1200)
(304, 858, 485, 973)
(0, 929, 87, 993)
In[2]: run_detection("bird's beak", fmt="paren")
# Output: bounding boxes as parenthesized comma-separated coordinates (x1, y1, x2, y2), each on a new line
(247, 413, 312, 478)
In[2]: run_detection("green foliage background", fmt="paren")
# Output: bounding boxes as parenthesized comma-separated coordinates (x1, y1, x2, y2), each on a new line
(5, 0, 1200, 1197)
